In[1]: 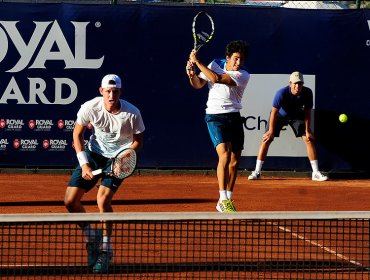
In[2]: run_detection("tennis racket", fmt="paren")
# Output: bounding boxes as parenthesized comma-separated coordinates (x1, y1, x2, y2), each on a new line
(192, 11, 215, 52)
(92, 148, 137, 179)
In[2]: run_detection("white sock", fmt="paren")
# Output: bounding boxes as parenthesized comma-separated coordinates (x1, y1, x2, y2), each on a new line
(101, 236, 112, 252)
(255, 160, 264, 172)
(227, 191, 233, 200)
(310, 160, 319, 173)
(219, 190, 228, 201)
(82, 225, 95, 242)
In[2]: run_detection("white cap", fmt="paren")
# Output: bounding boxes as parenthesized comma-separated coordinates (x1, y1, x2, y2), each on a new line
(289, 71, 304, 83)
(101, 74, 122, 89)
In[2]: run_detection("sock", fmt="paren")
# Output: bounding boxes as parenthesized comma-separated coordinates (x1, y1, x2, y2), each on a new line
(310, 160, 319, 173)
(101, 236, 112, 252)
(82, 224, 95, 242)
(227, 191, 233, 200)
(219, 190, 228, 201)
(255, 160, 264, 172)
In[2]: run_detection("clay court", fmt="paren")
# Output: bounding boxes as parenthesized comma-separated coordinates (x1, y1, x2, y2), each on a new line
(1, 172, 370, 279)
(0, 172, 369, 214)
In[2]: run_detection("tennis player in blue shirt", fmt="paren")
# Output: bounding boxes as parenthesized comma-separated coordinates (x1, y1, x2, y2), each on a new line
(248, 71, 328, 181)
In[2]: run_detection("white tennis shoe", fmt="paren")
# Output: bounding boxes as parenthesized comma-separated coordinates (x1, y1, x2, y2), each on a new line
(312, 171, 328, 181)
(248, 171, 261, 180)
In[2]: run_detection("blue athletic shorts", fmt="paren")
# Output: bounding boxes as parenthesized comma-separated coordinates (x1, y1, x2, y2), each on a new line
(205, 112, 244, 151)
(68, 149, 124, 192)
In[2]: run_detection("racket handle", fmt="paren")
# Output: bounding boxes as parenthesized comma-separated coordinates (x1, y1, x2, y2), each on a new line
(92, 169, 102, 176)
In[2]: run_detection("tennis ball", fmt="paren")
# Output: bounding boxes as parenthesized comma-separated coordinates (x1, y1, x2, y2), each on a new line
(339, 114, 348, 123)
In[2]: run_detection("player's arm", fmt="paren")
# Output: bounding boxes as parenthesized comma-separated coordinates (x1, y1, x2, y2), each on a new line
(73, 123, 86, 154)
(130, 132, 143, 153)
(198, 60, 236, 86)
(73, 123, 93, 179)
(262, 107, 279, 143)
(187, 58, 207, 89)
(189, 50, 236, 86)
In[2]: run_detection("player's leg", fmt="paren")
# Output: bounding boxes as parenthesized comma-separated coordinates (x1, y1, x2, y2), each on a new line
(292, 119, 328, 181)
(216, 143, 231, 194)
(65, 161, 99, 213)
(205, 114, 236, 213)
(227, 150, 241, 194)
(64, 186, 86, 213)
(226, 150, 241, 212)
(215, 142, 235, 212)
(303, 135, 317, 161)
(302, 136, 328, 181)
(248, 115, 283, 180)
(65, 192, 102, 268)
(65, 169, 102, 267)
(93, 176, 122, 273)
(226, 113, 243, 202)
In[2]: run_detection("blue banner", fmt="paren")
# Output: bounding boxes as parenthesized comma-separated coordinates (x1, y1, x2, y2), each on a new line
(0, 3, 369, 171)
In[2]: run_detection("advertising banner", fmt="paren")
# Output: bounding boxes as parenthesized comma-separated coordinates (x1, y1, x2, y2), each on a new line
(0, 3, 369, 171)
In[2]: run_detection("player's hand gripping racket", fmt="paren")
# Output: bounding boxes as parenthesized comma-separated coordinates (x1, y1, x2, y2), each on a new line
(92, 148, 137, 179)
(192, 11, 215, 52)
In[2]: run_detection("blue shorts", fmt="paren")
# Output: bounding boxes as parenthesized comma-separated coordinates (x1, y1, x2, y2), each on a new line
(68, 149, 124, 193)
(205, 112, 244, 151)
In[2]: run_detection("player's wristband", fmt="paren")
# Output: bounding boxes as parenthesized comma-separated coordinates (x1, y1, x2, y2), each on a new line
(76, 151, 89, 167)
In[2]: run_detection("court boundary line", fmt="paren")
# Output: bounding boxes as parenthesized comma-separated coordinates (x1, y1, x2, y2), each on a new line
(271, 221, 367, 269)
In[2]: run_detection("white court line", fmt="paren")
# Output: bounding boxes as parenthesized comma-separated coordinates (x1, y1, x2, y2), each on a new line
(269, 221, 365, 268)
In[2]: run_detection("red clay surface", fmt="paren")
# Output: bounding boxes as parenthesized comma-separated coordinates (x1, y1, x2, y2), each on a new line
(1, 173, 369, 213)
(1, 173, 369, 280)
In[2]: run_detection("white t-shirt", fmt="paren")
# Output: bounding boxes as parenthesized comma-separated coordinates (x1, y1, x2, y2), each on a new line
(199, 59, 250, 114)
(76, 97, 145, 158)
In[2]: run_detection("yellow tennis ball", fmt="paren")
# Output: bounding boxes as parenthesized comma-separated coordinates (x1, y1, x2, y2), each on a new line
(339, 114, 348, 123)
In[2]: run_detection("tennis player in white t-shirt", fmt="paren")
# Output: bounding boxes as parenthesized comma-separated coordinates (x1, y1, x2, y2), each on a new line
(64, 74, 145, 273)
(186, 40, 250, 213)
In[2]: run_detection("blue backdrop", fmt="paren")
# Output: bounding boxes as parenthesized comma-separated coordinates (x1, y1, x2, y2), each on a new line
(0, 3, 369, 171)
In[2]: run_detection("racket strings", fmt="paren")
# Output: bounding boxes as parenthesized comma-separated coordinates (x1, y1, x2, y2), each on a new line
(197, 31, 211, 42)
(192, 12, 214, 51)
(112, 151, 136, 178)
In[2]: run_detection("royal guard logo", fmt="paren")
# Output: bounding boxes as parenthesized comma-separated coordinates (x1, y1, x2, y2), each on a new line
(28, 120, 36, 129)
(1, 119, 24, 131)
(13, 139, 38, 151)
(58, 119, 75, 131)
(44, 139, 68, 151)
(13, 139, 20, 149)
(16, 139, 39, 151)
(28, 119, 54, 131)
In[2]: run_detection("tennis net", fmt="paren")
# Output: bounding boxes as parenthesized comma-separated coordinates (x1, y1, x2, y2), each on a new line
(0, 211, 369, 279)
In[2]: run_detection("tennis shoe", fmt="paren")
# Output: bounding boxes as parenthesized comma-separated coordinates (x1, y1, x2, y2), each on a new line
(93, 250, 113, 273)
(216, 199, 237, 213)
(312, 171, 328, 181)
(248, 171, 261, 180)
(228, 200, 237, 212)
(86, 229, 103, 267)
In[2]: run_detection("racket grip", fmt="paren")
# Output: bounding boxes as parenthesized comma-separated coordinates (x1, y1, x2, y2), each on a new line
(92, 169, 102, 176)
